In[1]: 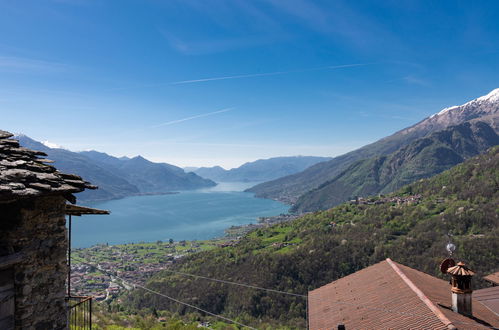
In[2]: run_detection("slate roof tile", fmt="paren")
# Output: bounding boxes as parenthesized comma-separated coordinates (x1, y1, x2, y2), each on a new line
(0, 130, 96, 202)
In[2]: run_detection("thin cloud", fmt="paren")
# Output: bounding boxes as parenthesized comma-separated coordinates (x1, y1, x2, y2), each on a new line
(403, 75, 430, 87)
(0, 56, 67, 73)
(160, 30, 276, 55)
(266, 0, 399, 51)
(384, 75, 431, 87)
(152, 108, 234, 128)
(172, 63, 372, 85)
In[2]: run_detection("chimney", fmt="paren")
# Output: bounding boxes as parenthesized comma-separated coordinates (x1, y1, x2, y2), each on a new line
(447, 262, 474, 316)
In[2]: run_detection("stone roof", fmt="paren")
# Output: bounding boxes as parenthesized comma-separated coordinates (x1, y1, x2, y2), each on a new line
(0, 130, 96, 203)
(308, 258, 499, 330)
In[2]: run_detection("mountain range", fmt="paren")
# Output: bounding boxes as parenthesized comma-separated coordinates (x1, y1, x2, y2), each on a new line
(14, 136, 216, 202)
(292, 121, 499, 212)
(247, 88, 499, 207)
(192, 156, 331, 182)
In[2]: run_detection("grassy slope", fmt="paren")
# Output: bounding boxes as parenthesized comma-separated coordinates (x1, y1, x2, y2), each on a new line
(126, 147, 499, 328)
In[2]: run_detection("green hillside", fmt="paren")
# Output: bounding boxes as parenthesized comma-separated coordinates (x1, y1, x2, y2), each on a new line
(292, 121, 499, 212)
(125, 147, 499, 328)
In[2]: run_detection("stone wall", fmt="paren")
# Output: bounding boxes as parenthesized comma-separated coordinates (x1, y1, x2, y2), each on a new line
(0, 195, 68, 330)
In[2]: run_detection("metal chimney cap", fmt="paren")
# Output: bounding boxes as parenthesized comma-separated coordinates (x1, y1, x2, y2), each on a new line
(447, 262, 475, 276)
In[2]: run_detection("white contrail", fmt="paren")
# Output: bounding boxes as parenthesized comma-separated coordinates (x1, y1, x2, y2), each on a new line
(109, 63, 372, 90)
(171, 63, 372, 85)
(152, 108, 234, 128)
(171, 71, 289, 84)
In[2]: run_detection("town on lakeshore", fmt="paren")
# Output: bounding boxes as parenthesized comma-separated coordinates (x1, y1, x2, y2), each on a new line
(71, 239, 222, 301)
(70, 213, 300, 302)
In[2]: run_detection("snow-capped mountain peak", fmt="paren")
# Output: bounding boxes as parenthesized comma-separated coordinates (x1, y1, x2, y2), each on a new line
(402, 88, 499, 137)
(429, 88, 499, 119)
(432, 105, 459, 118)
(476, 88, 499, 103)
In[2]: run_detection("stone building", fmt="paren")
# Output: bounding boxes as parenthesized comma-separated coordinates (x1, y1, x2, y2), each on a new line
(0, 130, 96, 329)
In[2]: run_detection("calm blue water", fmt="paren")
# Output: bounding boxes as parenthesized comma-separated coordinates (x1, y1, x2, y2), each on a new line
(71, 182, 289, 248)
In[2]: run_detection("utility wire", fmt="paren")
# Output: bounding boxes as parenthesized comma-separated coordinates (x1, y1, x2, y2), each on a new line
(161, 269, 307, 298)
(73, 259, 497, 329)
(116, 275, 257, 330)
(75, 260, 257, 329)
(134, 268, 498, 328)
(162, 269, 499, 329)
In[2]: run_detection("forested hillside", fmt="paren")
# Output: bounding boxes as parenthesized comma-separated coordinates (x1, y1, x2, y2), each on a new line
(125, 147, 499, 328)
(292, 121, 499, 212)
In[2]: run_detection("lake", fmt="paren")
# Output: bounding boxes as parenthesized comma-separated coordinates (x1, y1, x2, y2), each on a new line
(71, 182, 289, 248)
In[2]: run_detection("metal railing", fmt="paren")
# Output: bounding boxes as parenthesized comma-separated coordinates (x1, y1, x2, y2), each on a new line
(66, 296, 92, 330)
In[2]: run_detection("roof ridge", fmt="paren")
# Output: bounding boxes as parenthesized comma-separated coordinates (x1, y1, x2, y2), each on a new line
(386, 258, 457, 330)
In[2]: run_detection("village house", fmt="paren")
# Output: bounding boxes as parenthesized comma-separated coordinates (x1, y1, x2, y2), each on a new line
(483, 270, 499, 287)
(0, 130, 102, 329)
(308, 258, 499, 329)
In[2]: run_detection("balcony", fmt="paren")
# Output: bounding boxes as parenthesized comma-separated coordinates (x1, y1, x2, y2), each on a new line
(66, 296, 92, 330)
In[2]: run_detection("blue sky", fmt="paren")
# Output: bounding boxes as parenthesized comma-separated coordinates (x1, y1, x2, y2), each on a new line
(1, 0, 498, 168)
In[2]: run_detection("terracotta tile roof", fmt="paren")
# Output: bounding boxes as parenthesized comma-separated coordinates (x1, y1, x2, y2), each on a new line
(484, 271, 499, 286)
(474, 286, 499, 316)
(0, 130, 96, 203)
(308, 258, 499, 330)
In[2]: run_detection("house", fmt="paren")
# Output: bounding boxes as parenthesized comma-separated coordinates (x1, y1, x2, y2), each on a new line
(308, 258, 499, 329)
(0, 130, 98, 329)
(483, 270, 499, 286)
